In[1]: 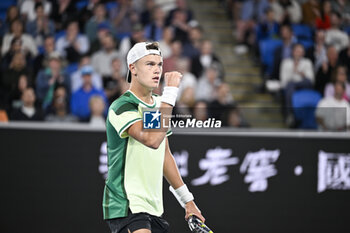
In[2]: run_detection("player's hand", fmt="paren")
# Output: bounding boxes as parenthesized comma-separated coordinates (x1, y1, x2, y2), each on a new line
(185, 201, 205, 223)
(164, 71, 182, 87)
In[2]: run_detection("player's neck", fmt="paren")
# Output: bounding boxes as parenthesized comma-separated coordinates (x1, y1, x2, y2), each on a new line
(129, 83, 153, 105)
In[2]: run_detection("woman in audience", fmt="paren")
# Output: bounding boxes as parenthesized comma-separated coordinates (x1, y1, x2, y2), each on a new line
(45, 85, 78, 122)
(2, 52, 32, 110)
(26, 2, 55, 48)
(315, 0, 331, 30)
(2, 5, 20, 35)
(10, 87, 44, 121)
(1, 19, 38, 58)
(324, 66, 350, 101)
(56, 20, 90, 63)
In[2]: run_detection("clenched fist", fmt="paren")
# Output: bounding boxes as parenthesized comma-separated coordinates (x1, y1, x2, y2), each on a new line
(164, 71, 182, 87)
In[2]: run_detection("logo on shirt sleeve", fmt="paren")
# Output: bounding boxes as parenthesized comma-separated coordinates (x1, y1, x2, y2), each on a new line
(143, 110, 161, 129)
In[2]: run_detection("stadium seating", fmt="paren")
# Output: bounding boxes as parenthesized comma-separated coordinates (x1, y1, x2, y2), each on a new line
(292, 24, 313, 41)
(292, 89, 322, 129)
(259, 39, 282, 76)
(298, 39, 314, 50)
(0, 0, 16, 21)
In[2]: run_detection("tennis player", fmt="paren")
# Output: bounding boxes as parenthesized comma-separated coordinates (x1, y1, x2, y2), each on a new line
(103, 41, 205, 233)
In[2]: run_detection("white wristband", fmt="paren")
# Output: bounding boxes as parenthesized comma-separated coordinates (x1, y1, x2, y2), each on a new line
(161, 86, 179, 106)
(169, 184, 194, 208)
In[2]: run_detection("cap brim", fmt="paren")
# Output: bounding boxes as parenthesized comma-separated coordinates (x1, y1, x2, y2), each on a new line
(126, 70, 132, 83)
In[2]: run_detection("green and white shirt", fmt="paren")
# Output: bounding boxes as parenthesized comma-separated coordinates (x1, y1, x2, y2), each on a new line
(103, 90, 171, 219)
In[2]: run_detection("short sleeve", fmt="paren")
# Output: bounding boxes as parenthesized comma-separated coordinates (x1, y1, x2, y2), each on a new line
(108, 102, 142, 138)
(166, 129, 172, 137)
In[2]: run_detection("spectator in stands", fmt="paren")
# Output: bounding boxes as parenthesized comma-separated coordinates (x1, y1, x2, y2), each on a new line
(9, 74, 30, 110)
(56, 20, 90, 63)
(256, 7, 279, 43)
(169, 9, 191, 44)
(88, 23, 114, 55)
(158, 27, 174, 59)
(192, 100, 208, 121)
(1, 37, 31, 70)
(175, 87, 196, 116)
(26, 2, 55, 47)
(71, 57, 102, 93)
(315, 45, 339, 95)
(163, 40, 183, 73)
(119, 23, 147, 61)
(1, 19, 38, 57)
(271, 24, 296, 80)
(223, 106, 250, 128)
(175, 58, 197, 101)
(36, 52, 70, 108)
(191, 40, 223, 79)
(270, 0, 302, 24)
(331, 0, 350, 28)
(78, 0, 102, 31)
(195, 65, 222, 102)
(305, 30, 328, 72)
(324, 66, 350, 101)
(209, 83, 234, 120)
(91, 32, 122, 78)
(280, 44, 314, 120)
(20, 0, 51, 22)
(70, 65, 107, 121)
(140, 0, 156, 26)
(45, 85, 78, 122)
(85, 3, 114, 43)
(166, 0, 194, 26)
(131, 0, 146, 14)
(225, 0, 242, 23)
(182, 25, 203, 59)
(2, 52, 32, 110)
(50, 0, 77, 31)
(339, 40, 350, 76)
(301, 0, 320, 27)
(109, 0, 139, 37)
(89, 95, 106, 127)
(33, 35, 55, 78)
(315, 0, 331, 30)
(144, 5, 166, 41)
(104, 57, 129, 103)
(1, 6, 20, 35)
(10, 87, 44, 121)
(316, 81, 350, 131)
(325, 11, 349, 52)
(235, 0, 269, 51)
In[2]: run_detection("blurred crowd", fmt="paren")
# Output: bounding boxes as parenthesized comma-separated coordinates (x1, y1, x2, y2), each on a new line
(0, 0, 247, 128)
(223, 0, 350, 131)
(2, 0, 348, 131)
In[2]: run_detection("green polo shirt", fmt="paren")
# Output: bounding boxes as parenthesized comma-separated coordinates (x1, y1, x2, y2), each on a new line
(103, 90, 171, 219)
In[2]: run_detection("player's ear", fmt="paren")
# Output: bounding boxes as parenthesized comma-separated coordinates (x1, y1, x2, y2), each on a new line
(130, 63, 137, 76)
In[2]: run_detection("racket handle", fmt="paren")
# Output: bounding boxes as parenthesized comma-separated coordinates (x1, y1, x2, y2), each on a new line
(187, 215, 213, 233)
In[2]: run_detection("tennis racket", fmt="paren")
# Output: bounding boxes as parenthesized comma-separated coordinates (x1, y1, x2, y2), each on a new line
(187, 214, 213, 233)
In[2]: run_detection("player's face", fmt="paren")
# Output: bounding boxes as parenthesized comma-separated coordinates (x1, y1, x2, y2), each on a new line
(133, 55, 163, 89)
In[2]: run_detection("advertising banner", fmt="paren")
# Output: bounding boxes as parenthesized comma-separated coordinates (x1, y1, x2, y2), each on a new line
(1, 127, 349, 233)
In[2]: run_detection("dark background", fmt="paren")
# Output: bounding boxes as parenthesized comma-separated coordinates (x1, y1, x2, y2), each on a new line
(1, 127, 349, 233)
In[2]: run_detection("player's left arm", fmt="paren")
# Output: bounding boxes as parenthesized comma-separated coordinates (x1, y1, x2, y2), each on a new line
(163, 138, 206, 222)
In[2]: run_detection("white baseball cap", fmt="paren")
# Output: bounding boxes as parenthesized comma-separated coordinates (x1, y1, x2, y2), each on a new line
(126, 42, 162, 82)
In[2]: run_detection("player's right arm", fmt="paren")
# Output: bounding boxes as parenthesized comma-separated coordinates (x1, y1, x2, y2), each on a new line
(127, 71, 182, 149)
